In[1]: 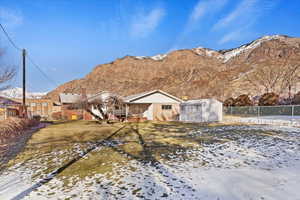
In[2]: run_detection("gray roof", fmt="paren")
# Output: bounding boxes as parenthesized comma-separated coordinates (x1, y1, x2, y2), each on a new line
(181, 99, 222, 105)
(59, 91, 122, 104)
(124, 91, 151, 102)
(59, 93, 82, 104)
(124, 90, 183, 103)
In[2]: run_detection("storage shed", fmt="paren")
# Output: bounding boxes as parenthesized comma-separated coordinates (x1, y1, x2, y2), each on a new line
(179, 99, 223, 122)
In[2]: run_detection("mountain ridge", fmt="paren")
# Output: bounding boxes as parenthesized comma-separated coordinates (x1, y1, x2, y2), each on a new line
(47, 35, 300, 101)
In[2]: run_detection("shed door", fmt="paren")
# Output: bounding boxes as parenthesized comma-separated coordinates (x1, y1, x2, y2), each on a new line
(186, 105, 202, 122)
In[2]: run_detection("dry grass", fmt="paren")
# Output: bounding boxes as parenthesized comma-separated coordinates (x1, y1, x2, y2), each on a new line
(6, 120, 229, 180)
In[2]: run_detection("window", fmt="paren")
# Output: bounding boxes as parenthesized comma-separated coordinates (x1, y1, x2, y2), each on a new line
(162, 105, 172, 110)
(42, 102, 48, 107)
(31, 103, 36, 107)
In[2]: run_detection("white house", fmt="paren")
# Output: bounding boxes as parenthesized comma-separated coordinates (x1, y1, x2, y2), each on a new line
(124, 90, 183, 121)
(179, 99, 223, 122)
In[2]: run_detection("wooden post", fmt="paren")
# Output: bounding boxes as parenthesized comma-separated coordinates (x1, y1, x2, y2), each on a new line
(22, 49, 27, 118)
(125, 104, 128, 121)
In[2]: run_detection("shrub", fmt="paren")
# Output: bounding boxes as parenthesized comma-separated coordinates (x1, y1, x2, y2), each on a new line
(224, 97, 235, 106)
(292, 92, 300, 105)
(258, 93, 279, 106)
(0, 117, 39, 144)
(234, 94, 253, 106)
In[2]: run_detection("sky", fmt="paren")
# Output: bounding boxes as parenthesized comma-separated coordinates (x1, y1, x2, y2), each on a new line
(0, 0, 300, 92)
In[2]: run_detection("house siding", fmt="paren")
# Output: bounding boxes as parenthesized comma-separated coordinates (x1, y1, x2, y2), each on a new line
(153, 103, 180, 121)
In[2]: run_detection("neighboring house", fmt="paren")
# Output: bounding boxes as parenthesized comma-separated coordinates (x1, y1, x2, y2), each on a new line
(0, 96, 21, 120)
(12, 98, 59, 120)
(26, 98, 55, 120)
(179, 99, 223, 122)
(124, 90, 183, 121)
(59, 93, 92, 120)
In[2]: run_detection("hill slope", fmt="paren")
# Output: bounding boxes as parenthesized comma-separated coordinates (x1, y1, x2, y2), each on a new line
(48, 35, 300, 101)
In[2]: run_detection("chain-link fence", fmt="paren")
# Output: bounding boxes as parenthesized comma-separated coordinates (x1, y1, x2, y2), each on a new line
(224, 105, 300, 117)
(223, 105, 300, 126)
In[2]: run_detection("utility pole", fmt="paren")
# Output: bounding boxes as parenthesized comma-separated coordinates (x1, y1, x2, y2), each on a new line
(22, 49, 27, 118)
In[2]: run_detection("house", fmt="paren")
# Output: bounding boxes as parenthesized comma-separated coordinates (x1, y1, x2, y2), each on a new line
(26, 98, 57, 120)
(179, 99, 223, 122)
(0, 96, 21, 120)
(12, 98, 60, 120)
(59, 93, 93, 120)
(124, 90, 183, 121)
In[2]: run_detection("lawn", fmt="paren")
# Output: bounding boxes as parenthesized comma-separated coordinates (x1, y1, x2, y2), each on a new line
(0, 120, 300, 199)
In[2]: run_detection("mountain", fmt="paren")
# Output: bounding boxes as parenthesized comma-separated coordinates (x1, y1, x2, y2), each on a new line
(0, 87, 47, 99)
(47, 35, 300, 101)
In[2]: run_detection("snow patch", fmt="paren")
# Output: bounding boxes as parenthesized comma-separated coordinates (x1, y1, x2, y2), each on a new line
(192, 47, 219, 57)
(0, 87, 47, 99)
(220, 35, 286, 62)
(134, 54, 167, 61)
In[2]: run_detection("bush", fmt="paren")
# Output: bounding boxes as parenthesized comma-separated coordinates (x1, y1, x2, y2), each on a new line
(0, 117, 39, 144)
(224, 94, 253, 107)
(292, 92, 300, 105)
(234, 94, 253, 106)
(258, 92, 279, 106)
(224, 97, 235, 106)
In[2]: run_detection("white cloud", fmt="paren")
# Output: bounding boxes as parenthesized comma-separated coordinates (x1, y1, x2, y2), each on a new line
(130, 7, 165, 38)
(215, 0, 279, 44)
(218, 29, 245, 44)
(0, 7, 23, 28)
(190, 0, 228, 22)
(212, 0, 278, 31)
(212, 0, 259, 30)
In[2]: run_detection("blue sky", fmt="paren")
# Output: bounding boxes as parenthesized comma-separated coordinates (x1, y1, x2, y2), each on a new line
(0, 0, 300, 92)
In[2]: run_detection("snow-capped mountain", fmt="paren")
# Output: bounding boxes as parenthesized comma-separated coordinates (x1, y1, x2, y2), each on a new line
(48, 35, 300, 101)
(0, 87, 47, 99)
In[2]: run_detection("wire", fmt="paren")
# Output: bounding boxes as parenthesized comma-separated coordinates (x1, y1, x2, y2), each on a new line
(26, 54, 58, 88)
(0, 23, 58, 89)
(0, 23, 22, 51)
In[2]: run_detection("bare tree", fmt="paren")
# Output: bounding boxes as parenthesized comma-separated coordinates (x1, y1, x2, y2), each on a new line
(280, 64, 300, 101)
(245, 64, 284, 94)
(76, 92, 124, 123)
(0, 50, 16, 91)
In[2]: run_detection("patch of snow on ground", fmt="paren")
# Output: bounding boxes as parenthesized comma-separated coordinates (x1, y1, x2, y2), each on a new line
(1, 125, 300, 199)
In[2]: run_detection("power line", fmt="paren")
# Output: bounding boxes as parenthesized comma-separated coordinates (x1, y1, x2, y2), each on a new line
(0, 23, 22, 51)
(0, 22, 58, 89)
(26, 54, 58, 88)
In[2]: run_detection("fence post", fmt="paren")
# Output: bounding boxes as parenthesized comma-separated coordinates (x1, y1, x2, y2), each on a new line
(257, 106, 260, 118)
(292, 105, 294, 118)
(230, 106, 233, 115)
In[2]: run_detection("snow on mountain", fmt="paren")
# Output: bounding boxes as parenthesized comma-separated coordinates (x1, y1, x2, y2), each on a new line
(219, 35, 287, 62)
(0, 87, 47, 99)
(133, 35, 288, 63)
(192, 46, 220, 57)
(134, 54, 167, 61)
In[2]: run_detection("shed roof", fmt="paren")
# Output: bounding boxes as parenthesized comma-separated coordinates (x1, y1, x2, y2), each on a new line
(59, 93, 82, 104)
(181, 99, 222, 105)
(124, 90, 183, 103)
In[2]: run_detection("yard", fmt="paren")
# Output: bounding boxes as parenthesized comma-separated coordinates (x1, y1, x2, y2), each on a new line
(0, 120, 300, 199)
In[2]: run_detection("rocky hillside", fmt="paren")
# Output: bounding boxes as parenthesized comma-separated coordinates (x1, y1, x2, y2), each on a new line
(48, 35, 300, 101)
